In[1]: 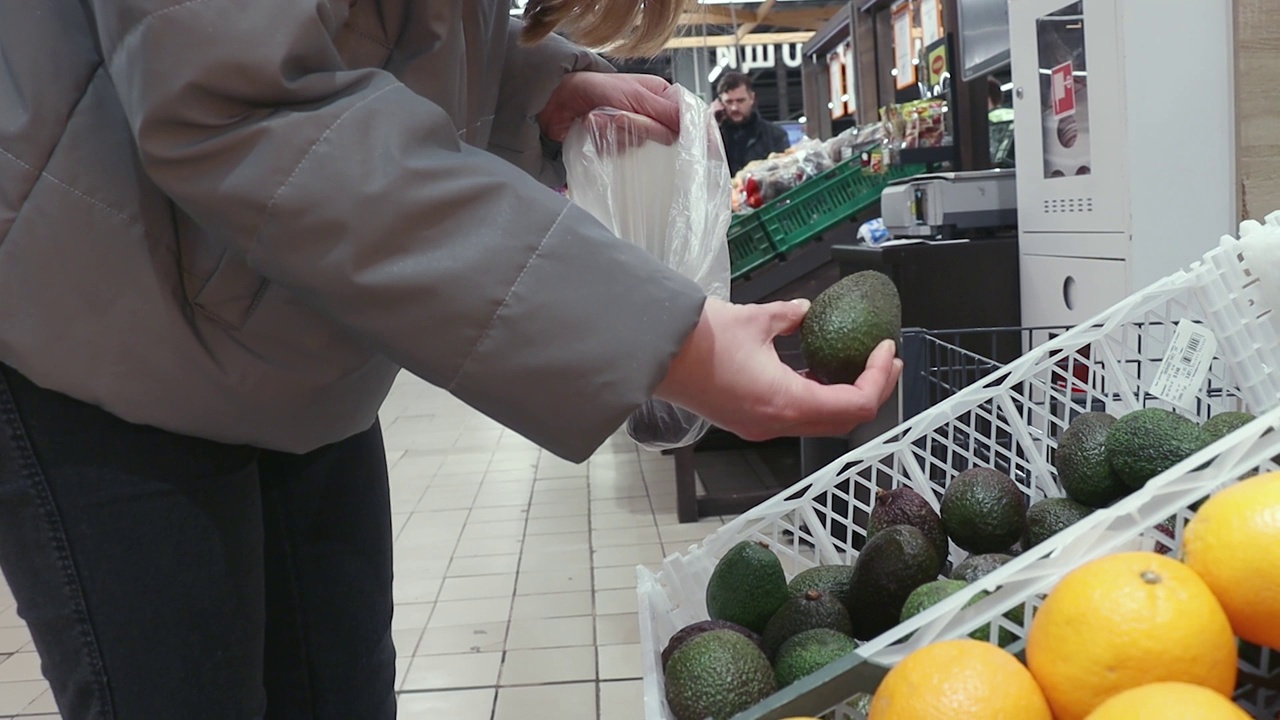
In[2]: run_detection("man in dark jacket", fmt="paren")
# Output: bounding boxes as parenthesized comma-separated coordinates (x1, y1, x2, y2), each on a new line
(713, 71, 793, 175)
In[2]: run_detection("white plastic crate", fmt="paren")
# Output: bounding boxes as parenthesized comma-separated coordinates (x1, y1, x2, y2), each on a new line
(638, 221, 1280, 720)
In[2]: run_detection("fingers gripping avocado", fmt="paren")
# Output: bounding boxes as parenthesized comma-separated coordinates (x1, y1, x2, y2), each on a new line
(801, 271, 902, 385)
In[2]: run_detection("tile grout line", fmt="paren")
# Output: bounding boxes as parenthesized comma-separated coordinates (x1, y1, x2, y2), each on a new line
(395, 434, 503, 694)
(488, 446, 540, 720)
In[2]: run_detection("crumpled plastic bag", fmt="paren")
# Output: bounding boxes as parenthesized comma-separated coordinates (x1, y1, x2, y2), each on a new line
(563, 84, 732, 451)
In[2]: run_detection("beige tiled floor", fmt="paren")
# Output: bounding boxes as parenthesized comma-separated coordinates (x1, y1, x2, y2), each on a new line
(0, 372, 730, 719)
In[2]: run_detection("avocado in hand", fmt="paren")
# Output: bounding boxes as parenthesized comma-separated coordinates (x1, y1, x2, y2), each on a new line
(801, 271, 902, 385)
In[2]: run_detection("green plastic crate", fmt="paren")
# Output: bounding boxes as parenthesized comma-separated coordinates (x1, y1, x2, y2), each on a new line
(727, 212, 777, 279)
(759, 161, 926, 254)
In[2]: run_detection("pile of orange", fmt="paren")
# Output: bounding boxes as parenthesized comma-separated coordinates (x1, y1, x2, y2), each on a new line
(862, 471, 1280, 720)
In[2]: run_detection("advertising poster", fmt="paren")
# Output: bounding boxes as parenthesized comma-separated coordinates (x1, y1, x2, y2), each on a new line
(1036, 1, 1092, 179)
(892, 0, 916, 90)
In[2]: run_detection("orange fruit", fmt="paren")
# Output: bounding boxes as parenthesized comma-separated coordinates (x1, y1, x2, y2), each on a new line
(1026, 551, 1237, 720)
(1084, 681, 1251, 719)
(867, 638, 1051, 720)
(1183, 471, 1280, 650)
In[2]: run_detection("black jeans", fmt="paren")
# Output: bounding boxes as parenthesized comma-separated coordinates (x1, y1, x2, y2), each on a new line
(0, 363, 397, 719)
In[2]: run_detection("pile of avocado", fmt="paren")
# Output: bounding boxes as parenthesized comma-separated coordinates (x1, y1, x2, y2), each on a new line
(662, 541, 862, 720)
(660, 407, 1258, 719)
(1054, 406, 1254, 514)
(663, 477, 1036, 720)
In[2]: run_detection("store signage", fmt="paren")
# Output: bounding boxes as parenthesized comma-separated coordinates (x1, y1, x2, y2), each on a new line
(714, 43, 805, 73)
(1051, 61, 1076, 117)
(928, 46, 947, 86)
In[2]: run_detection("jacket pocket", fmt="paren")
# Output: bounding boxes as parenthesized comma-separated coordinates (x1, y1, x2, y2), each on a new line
(175, 214, 268, 331)
(191, 248, 268, 330)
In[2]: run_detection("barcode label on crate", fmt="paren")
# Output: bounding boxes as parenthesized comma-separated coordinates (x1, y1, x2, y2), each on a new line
(1150, 319, 1218, 410)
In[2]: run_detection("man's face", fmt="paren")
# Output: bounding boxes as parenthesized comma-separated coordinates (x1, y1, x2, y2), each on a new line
(719, 86, 755, 124)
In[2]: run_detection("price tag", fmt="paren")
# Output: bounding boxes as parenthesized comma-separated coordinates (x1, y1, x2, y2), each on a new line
(1149, 319, 1217, 410)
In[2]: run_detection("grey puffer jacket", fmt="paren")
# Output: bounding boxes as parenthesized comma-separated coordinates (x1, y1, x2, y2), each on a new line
(0, 0, 707, 462)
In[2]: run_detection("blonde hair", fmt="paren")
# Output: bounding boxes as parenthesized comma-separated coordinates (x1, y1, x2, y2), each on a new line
(520, 0, 689, 58)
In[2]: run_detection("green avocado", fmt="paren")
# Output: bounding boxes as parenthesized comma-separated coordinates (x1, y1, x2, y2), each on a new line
(705, 540, 789, 635)
(899, 578, 1018, 647)
(1055, 412, 1131, 507)
(787, 564, 856, 609)
(773, 628, 861, 689)
(800, 270, 902, 385)
(761, 589, 854, 659)
(940, 468, 1028, 554)
(663, 629, 776, 720)
(1105, 408, 1212, 490)
(1202, 411, 1256, 442)
(1025, 497, 1094, 548)
(660, 619, 763, 671)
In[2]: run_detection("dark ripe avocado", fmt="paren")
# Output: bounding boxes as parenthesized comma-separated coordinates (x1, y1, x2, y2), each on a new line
(844, 525, 940, 640)
(1105, 408, 1212, 490)
(705, 540, 789, 634)
(1025, 497, 1094, 548)
(949, 553, 1013, 583)
(867, 486, 950, 573)
(787, 565, 856, 609)
(800, 270, 902, 385)
(663, 629, 776, 720)
(773, 628, 860, 688)
(1202, 411, 1256, 441)
(940, 468, 1028, 554)
(1055, 412, 1132, 508)
(660, 619, 763, 671)
(761, 589, 854, 659)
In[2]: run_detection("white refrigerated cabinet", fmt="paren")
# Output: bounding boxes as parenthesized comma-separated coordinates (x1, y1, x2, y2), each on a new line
(1009, 0, 1236, 328)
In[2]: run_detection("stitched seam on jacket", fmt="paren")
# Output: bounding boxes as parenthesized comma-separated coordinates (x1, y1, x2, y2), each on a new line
(0, 143, 211, 289)
(0, 378, 117, 717)
(446, 203, 568, 391)
(342, 21, 393, 51)
(0, 62, 110, 242)
(255, 83, 398, 255)
(0, 147, 134, 225)
(104, 0, 218, 66)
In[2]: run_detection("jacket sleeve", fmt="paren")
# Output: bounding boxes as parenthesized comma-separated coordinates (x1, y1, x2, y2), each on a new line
(84, 0, 707, 462)
(488, 21, 615, 187)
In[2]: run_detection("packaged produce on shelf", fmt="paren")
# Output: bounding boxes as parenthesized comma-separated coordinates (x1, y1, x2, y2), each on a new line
(881, 98, 950, 150)
(729, 122, 890, 215)
(827, 122, 889, 164)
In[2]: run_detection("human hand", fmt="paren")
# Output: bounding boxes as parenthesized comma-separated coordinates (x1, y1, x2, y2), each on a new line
(710, 98, 726, 122)
(654, 298, 904, 441)
(539, 72, 680, 146)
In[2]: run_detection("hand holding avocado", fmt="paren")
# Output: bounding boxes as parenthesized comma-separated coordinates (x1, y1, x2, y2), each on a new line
(654, 293, 902, 443)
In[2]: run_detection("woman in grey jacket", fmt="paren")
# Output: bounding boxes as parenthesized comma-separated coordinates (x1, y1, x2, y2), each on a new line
(0, 0, 901, 717)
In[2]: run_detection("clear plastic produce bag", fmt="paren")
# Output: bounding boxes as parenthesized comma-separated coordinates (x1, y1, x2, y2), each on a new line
(562, 84, 732, 451)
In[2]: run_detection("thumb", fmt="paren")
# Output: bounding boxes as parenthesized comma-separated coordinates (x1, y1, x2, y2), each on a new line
(763, 298, 811, 338)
